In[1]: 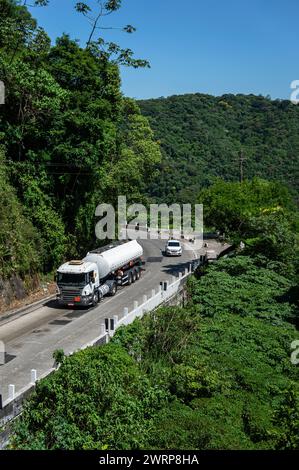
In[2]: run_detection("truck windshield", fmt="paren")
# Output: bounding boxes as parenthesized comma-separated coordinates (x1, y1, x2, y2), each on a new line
(57, 273, 86, 285)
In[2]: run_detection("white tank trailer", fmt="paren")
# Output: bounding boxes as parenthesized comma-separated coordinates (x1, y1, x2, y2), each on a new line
(56, 240, 144, 307)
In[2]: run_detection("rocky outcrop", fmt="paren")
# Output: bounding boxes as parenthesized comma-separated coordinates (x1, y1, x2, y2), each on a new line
(0, 274, 40, 311)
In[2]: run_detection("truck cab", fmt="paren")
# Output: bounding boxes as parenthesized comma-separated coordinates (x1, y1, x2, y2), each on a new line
(56, 260, 102, 307)
(55, 240, 144, 308)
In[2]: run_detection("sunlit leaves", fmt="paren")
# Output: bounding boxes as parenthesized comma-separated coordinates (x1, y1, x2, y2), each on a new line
(105, 0, 122, 11)
(75, 2, 91, 14)
(123, 24, 136, 33)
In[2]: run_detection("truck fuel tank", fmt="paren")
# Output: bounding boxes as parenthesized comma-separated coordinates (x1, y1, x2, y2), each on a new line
(84, 240, 143, 279)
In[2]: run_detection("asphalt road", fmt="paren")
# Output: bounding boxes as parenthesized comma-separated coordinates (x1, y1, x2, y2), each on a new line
(0, 237, 224, 402)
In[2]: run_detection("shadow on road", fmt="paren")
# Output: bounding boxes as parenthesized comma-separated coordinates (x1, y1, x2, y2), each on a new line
(161, 259, 194, 276)
(44, 300, 91, 312)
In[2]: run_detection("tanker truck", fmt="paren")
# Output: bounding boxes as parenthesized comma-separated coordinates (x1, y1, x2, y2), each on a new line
(55, 240, 143, 307)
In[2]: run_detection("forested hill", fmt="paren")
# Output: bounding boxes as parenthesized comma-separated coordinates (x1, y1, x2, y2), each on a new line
(0, 0, 160, 304)
(139, 93, 299, 203)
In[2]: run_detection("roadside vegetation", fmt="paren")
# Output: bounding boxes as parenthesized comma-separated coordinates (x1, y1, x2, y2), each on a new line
(11, 180, 299, 450)
(0, 0, 160, 284)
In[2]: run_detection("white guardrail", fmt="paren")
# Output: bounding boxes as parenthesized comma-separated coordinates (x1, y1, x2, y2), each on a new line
(0, 261, 198, 422)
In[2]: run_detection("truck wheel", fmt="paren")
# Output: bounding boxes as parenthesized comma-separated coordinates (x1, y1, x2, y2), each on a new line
(110, 283, 117, 296)
(127, 273, 132, 285)
(135, 269, 140, 280)
(92, 292, 99, 307)
(132, 270, 137, 283)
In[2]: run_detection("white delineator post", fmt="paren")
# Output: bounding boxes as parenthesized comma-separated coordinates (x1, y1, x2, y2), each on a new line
(9, 384, 15, 400)
(31, 369, 37, 384)
(0, 340, 5, 365)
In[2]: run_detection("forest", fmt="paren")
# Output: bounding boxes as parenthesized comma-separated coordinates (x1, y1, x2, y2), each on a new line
(1, 0, 299, 452)
(0, 0, 160, 285)
(139, 93, 299, 204)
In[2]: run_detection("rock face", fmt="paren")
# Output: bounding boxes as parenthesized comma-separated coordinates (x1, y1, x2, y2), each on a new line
(0, 274, 39, 311)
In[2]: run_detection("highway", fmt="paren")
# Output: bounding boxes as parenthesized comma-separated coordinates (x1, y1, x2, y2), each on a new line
(0, 237, 223, 402)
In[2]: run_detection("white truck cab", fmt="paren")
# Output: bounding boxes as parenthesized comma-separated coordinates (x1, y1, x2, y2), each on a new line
(56, 260, 105, 307)
(56, 240, 143, 308)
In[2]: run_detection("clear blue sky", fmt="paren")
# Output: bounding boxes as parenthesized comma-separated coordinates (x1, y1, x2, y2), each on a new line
(30, 0, 299, 100)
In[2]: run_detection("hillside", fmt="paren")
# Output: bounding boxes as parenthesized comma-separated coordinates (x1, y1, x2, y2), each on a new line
(139, 93, 299, 203)
(0, 0, 160, 306)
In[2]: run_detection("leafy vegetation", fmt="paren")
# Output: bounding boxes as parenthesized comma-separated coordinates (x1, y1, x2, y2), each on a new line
(0, 146, 42, 277)
(12, 343, 169, 450)
(10, 177, 299, 449)
(0, 0, 160, 280)
(198, 178, 299, 276)
(11, 252, 299, 450)
(1, 0, 299, 453)
(139, 93, 299, 203)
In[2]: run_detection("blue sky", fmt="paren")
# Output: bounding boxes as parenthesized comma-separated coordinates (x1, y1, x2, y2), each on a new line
(30, 0, 299, 100)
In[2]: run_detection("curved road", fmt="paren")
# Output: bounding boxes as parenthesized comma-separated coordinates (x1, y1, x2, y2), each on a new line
(0, 238, 201, 402)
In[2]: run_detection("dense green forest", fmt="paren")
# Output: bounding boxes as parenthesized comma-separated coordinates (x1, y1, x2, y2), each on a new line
(11, 180, 299, 450)
(0, 0, 160, 284)
(1, 0, 299, 452)
(139, 93, 299, 204)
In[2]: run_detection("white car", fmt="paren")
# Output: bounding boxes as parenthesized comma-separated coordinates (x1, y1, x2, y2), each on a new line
(165, 240, 182, 256)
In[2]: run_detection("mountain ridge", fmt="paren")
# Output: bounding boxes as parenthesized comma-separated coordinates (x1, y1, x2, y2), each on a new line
(139, 92, 299, 203)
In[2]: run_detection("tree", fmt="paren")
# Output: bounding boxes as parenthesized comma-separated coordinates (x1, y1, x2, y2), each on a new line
(0, 147, 42, 278)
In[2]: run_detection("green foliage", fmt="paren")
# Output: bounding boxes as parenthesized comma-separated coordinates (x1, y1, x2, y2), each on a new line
(198, 178, 299, 274)
(0, 148, 41, 277)
(16, 172, 67, 271)
(139, 94, 299, 203)
(188, 256, 297, 324)
(13, 254, 299, 450)
(270, 387, 299, 449)
(0, 1, 161, 277)
(53, 349, 65, 365)
(12, 343, 169, 450)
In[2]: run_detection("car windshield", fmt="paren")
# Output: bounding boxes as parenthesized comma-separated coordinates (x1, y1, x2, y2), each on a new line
(57, 272, 86, 285)
(168, 241, 180, 247)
